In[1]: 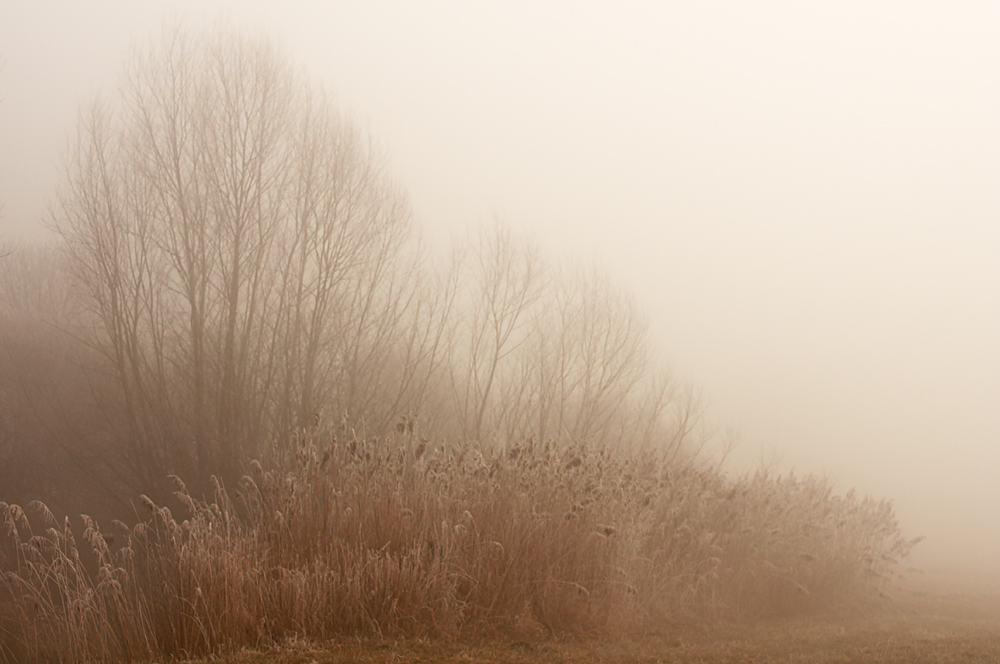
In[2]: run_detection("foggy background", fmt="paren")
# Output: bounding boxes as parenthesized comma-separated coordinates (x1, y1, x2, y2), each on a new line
(1, 2, 997, 580)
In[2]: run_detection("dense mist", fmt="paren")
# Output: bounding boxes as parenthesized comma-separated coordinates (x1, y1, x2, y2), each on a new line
(2, 1, 998, 588)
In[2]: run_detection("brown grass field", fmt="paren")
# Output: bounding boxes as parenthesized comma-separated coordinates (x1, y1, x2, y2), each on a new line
(195, 575, 1000, 664)
(1, 429, 991, 663)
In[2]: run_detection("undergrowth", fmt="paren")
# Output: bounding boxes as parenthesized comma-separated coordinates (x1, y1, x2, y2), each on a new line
(0, 420, 921, 663)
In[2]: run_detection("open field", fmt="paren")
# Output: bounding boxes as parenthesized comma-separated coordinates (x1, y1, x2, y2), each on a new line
(199, 574, 1000, 664)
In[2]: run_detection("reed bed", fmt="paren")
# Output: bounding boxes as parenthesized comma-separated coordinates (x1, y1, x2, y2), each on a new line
(0, 423, 921, 663)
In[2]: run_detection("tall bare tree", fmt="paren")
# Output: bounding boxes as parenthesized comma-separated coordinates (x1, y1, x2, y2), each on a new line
(52, 27, 421, 501)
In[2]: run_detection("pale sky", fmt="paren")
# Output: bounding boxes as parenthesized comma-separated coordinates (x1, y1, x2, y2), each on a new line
(1, 1, 998, 577)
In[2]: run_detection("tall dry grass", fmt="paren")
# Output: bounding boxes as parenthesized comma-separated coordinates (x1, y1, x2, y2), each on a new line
(1, 420, 921, 662)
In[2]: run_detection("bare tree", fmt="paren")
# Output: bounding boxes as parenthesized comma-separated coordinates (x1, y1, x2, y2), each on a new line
(444, 223, 697, 456)
(506, 262, 689, 453)
(52, 26, 420, 501)
(447, 222, 546, 443)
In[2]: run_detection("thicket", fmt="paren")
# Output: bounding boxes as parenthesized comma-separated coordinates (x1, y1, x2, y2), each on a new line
(0, 421, 919, 662)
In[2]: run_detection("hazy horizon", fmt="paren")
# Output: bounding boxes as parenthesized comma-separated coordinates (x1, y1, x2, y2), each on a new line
(2, 2, 997, 579)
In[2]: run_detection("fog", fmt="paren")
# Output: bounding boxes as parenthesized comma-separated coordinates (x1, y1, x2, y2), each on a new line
(1, 2, 997, 582)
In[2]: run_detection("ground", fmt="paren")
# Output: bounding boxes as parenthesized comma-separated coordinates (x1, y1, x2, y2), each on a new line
(198, 572, 1000, 664)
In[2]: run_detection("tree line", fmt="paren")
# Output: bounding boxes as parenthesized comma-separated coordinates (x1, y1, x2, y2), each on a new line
(0, 26, 700, 524)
